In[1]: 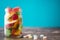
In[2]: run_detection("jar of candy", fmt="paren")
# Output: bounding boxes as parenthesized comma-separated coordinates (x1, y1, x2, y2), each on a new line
(4, 7, 23, 37)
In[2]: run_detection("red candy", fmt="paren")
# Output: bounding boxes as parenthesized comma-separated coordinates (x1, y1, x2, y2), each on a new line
(8, 8, 12, 13)
(6, 23, 14, 28)
(12, 14, 18, 20)
(12, 29, 16, 35)
(12, 7, 19, 12)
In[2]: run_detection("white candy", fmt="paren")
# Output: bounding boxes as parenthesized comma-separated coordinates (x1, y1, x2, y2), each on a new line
(43, 36, 47, 40)
(33, 35, 38, 40)
(40, 34, 44, 38)
(23, 34, 32, 38)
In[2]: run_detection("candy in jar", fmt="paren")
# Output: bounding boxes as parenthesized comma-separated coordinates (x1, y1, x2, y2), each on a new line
(4, 7, 23, 37)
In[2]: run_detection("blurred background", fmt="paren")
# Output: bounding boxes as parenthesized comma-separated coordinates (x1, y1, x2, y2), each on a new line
(0, 0, 60, 28)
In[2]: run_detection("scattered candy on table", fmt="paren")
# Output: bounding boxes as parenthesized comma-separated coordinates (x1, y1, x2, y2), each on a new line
(23, 34, 33, 39)
(33, 35, 38, 40)
(43, 36, 47, 40)
(40, 34, 44, 38)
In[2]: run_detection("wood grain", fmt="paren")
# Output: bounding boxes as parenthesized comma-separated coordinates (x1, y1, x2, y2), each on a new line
(0, 28, 60, 40)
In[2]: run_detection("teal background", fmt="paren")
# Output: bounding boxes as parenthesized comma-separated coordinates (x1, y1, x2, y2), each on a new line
(0, 0, 60, 28)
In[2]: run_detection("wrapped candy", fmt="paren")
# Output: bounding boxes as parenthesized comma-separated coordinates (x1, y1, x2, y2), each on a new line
(4, 7, 23, 37)
(23, 34, 33, 38)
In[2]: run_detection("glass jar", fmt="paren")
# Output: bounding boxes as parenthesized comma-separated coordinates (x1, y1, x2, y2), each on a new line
(4, 7, 23, 37)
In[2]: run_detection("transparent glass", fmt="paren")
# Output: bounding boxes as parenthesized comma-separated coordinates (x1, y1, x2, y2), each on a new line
(4, 7, 23, 37)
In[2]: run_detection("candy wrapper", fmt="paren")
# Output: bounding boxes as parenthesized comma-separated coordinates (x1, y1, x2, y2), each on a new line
(4, 7, 23, 37)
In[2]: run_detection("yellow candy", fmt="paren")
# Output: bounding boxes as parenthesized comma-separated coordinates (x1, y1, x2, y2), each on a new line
(18, 24, 23, 32)
(29, 35, 32, 38)
(14, 29, 21, 35)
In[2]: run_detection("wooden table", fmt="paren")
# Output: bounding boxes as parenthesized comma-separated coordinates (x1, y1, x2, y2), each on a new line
(0, 28, 60, 40)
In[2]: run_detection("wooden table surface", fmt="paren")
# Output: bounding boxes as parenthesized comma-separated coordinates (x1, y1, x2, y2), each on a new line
(0, 28, 60, 40)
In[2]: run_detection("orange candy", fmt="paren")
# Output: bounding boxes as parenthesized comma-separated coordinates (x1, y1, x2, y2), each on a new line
(12, 29, 22, 36)
(14, 30, 20, 35)
(12, 29, 16, 35)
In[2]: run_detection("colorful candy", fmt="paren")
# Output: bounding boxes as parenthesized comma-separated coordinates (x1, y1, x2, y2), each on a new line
(4, 7, 22, 37)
